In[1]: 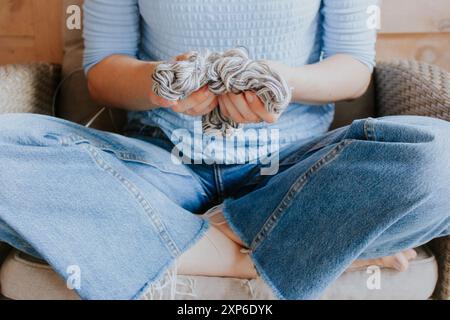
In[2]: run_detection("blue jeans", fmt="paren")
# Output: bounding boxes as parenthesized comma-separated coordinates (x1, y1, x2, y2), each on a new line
(0, 113, 449, 300)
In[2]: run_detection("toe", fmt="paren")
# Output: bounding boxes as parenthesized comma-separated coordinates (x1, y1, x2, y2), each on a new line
(404, 248, 418, 260)
(392, 253, 410, 272)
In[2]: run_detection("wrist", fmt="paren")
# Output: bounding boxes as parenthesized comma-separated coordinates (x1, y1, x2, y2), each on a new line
(137, 61, 160, 107)
(142, 61, 179, 108)
(287, 65, 307, 103)
(266, 60, 296, 102)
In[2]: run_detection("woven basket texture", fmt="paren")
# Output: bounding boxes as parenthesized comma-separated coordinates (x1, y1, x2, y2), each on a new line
(0, 63, 61, 115)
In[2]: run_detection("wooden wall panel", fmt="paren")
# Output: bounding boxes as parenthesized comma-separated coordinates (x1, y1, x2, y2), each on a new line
(380, 0, 450, 34)
(0, 0, 448, 70)
(378, 0, 450, 70)
(377, 33, 450, 70)
(31, 0, 64, 62)
(0, 0, 62, 65)
(0, 0, 34, 36)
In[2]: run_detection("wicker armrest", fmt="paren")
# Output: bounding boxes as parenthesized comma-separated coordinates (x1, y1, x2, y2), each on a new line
(0, 63, 61, 116)
(374, 60, 450, 121)
(0, 63, 60, 267)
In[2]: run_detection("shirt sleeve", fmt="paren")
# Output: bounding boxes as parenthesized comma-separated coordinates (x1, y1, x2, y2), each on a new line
(321, 0, 379, 71)
(83, 0, 140, 74)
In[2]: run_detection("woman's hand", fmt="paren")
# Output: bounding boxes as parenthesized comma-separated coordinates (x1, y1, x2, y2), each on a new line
(218, 92, 278, 124)
(148, 77, 218, 116)
(217, 60, 294, 125)
(263, 60, 294, 89)
(171, 86, 218, 117)
(147, 86, 178, 108)
(155, 54, 292, 121)
(153, 52, 219, 117)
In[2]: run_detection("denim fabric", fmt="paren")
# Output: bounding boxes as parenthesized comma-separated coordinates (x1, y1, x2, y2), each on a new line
(0, 114, 210, 300)
(0, 113, 449, 300)
(223, 116, 450, 299)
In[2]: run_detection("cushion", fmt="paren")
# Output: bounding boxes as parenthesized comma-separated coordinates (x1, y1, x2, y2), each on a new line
(0, 247, 437, 300)
(0, 63, 60, 116)
(321, 246, 438, 300)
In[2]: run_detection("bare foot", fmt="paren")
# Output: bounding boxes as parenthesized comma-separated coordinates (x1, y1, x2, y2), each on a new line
(202, 208, 418, 274)
(178, 226, 257, 279)
(203, 206, 245, 246)
(349, 249, 417, 272)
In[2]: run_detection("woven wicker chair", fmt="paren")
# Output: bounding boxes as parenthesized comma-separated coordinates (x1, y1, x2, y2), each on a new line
(0, 59, 448, 299)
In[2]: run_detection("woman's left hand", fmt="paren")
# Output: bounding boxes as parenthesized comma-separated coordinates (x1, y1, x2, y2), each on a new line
(218, 92, 279, 124)
(218, 60, 293, 124)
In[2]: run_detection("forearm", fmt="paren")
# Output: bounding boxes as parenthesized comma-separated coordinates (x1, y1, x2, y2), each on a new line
(286, 54, 372, 105)
(86, 55, 159, 111)
(87, 53, 372, 113)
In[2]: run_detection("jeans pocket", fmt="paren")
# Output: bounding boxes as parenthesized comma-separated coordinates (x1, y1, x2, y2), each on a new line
(56, 133, 192, 177)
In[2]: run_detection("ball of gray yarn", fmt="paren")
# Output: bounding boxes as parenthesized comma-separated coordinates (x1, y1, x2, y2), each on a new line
(152, 48, 292, 136)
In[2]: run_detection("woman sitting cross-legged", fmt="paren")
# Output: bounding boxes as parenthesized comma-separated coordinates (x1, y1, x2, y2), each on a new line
(0, 0, 448, 300)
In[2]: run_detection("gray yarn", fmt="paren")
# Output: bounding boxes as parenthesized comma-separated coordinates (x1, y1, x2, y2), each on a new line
(152, 48, 292, 136)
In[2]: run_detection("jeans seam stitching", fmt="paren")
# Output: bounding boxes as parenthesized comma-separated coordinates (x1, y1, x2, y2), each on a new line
(81, 143, 181, 257)
(63, 134, 193, 177)
(249, 139, 354, 252)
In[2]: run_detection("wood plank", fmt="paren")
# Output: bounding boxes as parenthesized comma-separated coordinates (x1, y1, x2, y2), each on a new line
(0, 35, 34, 48)
(377, 33, 450, 71)
(31, 0, 63, 63)
(0, 0, 449, 69)
(0, 36, 36, 65)
(0, 0, 34, 36)
(380, 0, 450, 34)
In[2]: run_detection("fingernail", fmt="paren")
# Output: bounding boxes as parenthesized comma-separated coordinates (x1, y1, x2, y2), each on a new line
(246, 92, 254, 103)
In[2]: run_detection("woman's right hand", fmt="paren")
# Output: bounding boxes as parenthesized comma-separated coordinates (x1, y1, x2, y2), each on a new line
(171, 85, 218, 117)
(149, 52, 219, 116)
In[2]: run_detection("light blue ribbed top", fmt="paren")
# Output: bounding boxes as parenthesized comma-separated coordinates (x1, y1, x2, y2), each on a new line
(83, 0, 378, 164)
